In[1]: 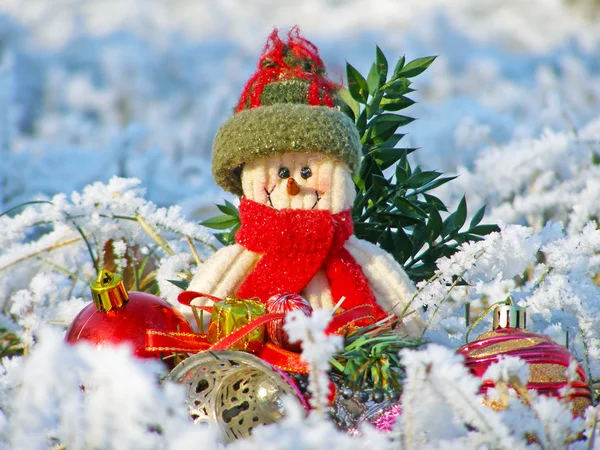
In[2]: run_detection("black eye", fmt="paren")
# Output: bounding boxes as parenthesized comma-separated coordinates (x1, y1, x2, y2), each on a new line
(278, 167, 290, 179)
(300, 167, 312, 179)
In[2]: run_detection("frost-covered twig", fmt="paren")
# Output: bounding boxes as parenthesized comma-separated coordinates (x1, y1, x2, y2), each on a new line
(400, 345, 523, 449)
(0, 236, 82, 273)
(284, 309, 343, 415)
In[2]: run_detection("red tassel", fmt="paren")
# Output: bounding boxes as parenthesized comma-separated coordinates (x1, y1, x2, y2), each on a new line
(235, 27, 339, 112)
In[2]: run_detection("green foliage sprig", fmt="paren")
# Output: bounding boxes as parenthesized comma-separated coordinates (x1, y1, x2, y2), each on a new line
(330, 323, 424, 392)
(200, 200, 240, 246)
(340, 47, 499, 282)
(0, 329, 25, 358)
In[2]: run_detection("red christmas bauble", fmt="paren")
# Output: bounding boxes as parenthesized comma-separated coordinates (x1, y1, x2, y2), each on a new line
(265, 293, 312, 352)
(66, 271, 193, 368)
(458, 305, 592, 416)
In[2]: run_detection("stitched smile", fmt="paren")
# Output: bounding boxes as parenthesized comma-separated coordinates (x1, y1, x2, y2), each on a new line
(265, 187, 322, 209)
(311, 190, 322, 210)
(264, 186, 275, 207)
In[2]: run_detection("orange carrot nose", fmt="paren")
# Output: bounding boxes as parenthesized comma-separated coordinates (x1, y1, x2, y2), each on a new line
(286, 178, 300, 196)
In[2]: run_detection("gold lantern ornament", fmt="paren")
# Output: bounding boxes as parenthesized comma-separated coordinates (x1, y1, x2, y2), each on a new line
(166, 350, 308, 442)
(458, 301, 593, 416)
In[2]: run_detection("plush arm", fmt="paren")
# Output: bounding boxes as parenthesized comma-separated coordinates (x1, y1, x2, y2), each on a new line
(187, 243, 260, 307)
(344, 236, 424, 337)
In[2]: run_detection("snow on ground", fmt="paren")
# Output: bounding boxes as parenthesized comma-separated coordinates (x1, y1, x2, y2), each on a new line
(1, 1, 600, 448)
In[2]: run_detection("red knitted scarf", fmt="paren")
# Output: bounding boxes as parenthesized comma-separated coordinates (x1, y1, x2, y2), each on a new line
(235, 197, 387, 319)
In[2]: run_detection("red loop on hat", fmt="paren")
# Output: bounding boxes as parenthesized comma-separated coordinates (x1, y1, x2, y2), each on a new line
(235, 26, 339, 112)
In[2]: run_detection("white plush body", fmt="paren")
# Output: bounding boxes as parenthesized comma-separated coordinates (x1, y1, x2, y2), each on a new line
(189, 153, 423, 336)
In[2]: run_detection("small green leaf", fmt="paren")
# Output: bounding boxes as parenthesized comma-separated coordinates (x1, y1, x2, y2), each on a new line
(363, 161, 385, 192)
(394, 227, 413, 263)
(424, 207, 442, 243)
(355, 155, 373, 191)
(213, 232, 230, 246)
(337, 87, 360, 121)
(469, 204, 486, 228)
(469, 224, 501, 235)
(410, 224, 427, 256)
(407, 170, 442, 189)
(407, 176, 457, 197)
(365, 114, 414, 144)
(366, 63, 379, 95)
(407, 262, 437, 281)
(167, 279, 190, 291)
(354, 222, 384, 243)
(346, 62, 369, 104)
(455, 233, 484, 244)
(384, 78, 411, 96)
(224, 199, 239, 214)
(396, 56, 437, 78)
(379, 229, 394, 254)
(375, 212, 422, 228)
(376, 46, 388, 84)
(372, 146, 411, 170)
(379, 96, 415, 111)
(423, 194, 448, 212)
(200, 215, 239, 230)
(229, 222, 241, 242)
(366, 92, 384, 120)
(393, 55, 406, 75)
(217, 202, 238, 217)
(372, 174, 390, 190)
(420, 243, 457, 263)
(454, 196, 467, 231)
(352, 187, 372, 216)
(396, 152, 411, 179)
(396, 164, 408, 185)
(368, 137, 411, 152)
(356, 109, 368, 138)
(441, 212, 457, 237)
(391, 197, 428, 219)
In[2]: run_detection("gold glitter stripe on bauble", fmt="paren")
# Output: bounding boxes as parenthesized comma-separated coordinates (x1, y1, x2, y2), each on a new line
(468, 336, 547, 358)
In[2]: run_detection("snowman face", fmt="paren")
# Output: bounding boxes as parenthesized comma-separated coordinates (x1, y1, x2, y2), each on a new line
(241, 152, 356, 213)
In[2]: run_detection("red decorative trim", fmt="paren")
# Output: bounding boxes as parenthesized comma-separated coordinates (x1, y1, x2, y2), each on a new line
(145, 330, 211, 353)
(258, 342, 308, 374)
(209, 313, 285, 351)
(177, 291, 222, 306)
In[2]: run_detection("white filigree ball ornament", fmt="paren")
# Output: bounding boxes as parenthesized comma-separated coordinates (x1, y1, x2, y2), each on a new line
(166, 351, 307, 442)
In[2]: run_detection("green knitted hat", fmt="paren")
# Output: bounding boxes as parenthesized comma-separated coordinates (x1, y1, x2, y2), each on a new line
(212, 28, 361, 196)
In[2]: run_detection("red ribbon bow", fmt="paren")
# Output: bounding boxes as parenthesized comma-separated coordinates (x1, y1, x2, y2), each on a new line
(146, 294, 382, 374)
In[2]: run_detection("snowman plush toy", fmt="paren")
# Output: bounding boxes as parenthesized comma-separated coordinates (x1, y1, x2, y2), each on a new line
(181, 28, 423, 338)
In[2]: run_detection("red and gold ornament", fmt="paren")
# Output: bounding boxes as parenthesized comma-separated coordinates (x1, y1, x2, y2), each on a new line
(66, 270, 193, 368)
(458, 303, 592, 415)
(265, 293, 312, 352)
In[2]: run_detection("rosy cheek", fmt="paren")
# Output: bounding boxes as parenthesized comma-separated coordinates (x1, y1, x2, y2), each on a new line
(314, 178, 330, 194)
